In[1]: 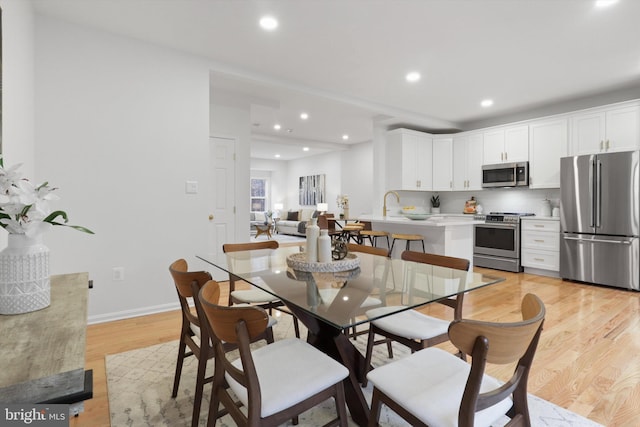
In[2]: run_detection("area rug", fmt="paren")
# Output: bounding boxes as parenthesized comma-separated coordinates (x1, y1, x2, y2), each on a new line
(107, 318, 603, 427)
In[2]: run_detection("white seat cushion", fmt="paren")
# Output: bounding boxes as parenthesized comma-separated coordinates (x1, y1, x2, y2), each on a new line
(366, 306, 449, 340)
(366, 347, 512, 427)
(231, 288, 279, 304)
(226, 338, 349, 418)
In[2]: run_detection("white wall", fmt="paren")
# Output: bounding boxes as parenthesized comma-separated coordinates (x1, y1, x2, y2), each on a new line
(35, 15, 212, 322)
(278, 142, 374, 218)
(0, 0, 36, 250)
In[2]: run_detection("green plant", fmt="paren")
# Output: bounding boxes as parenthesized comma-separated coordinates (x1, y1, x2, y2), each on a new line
(430, 195, 440, 208)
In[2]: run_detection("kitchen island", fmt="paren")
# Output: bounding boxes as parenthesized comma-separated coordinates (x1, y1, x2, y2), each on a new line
(358, 214, 483, 266)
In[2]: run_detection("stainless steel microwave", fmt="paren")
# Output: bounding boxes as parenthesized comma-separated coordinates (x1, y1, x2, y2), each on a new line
(482, 162, 529, 188)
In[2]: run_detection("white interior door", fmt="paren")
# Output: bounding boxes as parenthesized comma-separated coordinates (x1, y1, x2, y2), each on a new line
(208, 136, 236, 280)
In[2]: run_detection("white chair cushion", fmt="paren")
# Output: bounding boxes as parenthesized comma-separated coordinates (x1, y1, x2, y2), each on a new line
(231, 288, 279, 304)
(366, 306, 449, 340)
(366, 347, 512, 427)
(226, 338, 349, 418)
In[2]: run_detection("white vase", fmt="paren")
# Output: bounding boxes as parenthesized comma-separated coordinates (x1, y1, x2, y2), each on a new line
(305, 218, 319, 262)
(431, 207, 441, 214)
(0, 234, 51, 315)
(318, 229, 332, 263)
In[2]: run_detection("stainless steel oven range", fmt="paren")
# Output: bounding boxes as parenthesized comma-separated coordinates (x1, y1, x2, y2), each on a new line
(473, 212, 534, 272)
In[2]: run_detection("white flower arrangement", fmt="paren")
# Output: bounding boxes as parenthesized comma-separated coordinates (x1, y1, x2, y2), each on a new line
(0, 160, 93, 237)
(336, 194, 349, 208)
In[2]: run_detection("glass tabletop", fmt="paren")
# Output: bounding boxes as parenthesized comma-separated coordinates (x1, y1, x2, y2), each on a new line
(197, 246, 504, 330)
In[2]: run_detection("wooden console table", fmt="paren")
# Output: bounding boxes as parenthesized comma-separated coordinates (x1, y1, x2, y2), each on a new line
(0, 273, 93, 404)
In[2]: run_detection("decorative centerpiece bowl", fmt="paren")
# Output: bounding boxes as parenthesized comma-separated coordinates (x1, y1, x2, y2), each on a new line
(404, 213, 430, 220)
(286, 252, 360, 272)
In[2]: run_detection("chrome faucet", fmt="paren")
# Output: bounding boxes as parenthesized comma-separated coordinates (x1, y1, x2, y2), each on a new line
(383, 190, 400, 217)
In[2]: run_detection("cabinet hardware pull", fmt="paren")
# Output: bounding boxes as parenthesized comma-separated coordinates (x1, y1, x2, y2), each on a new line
(534, 258, 545, 262)
(534, 239, 545, 242)
(600, 140, 604, 150)
(417, 180, 421, 188)
(505, 152, 507, 161)
(534, 224, 544, 227)
(606, 139, 610, 150)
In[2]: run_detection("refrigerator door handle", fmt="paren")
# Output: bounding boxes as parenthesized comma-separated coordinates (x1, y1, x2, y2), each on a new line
(563, 236, 633, 245)
(596, 160, 602, 228)
(588, 157, 595, 228)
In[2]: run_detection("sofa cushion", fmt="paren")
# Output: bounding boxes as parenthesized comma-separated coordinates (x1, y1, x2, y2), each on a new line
(255, 212, 266, 222)
(286, 211, 299, 221)
(300, 209, 315, 221)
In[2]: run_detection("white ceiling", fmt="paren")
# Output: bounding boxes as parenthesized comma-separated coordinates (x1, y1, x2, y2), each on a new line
(33, 0, 640, 160)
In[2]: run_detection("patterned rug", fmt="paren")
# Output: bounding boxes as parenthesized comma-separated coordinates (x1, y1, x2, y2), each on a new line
(106, 317, 603, 427)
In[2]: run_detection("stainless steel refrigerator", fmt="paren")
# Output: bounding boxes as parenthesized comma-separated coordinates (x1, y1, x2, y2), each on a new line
(560, 151, 639, 291)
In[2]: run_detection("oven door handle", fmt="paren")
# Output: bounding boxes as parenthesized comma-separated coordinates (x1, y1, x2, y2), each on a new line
(475, 223, 518, 229)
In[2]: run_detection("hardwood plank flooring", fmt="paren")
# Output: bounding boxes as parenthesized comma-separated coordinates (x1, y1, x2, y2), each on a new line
(72, 269, 640, 427)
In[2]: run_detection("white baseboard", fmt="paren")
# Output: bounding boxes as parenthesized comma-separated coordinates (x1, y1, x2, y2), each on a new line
(88, 302, 181, 325)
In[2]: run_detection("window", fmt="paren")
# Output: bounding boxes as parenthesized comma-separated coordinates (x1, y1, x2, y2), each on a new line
(250, 178, 268, 212)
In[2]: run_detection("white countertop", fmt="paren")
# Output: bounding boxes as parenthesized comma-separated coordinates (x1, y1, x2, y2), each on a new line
(358, 214, 483, 227)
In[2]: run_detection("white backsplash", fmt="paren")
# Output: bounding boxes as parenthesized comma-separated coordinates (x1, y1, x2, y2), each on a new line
(386, 188, 560, 217)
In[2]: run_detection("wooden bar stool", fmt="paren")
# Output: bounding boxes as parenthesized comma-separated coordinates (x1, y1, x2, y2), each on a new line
(360, 230, 390, 249)
(390, 233, 425, 253)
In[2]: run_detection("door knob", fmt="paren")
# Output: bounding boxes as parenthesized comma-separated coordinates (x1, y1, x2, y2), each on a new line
(208, 214, 214, 221)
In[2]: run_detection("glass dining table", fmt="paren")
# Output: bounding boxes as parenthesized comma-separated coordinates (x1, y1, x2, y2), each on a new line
(197, 245, 504, 426)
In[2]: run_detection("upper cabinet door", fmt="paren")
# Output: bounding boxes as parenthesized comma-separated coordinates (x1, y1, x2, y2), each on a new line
(386, 129, 433, 191)
(529, 118, 568, 189)
(432, 138, 453, 191)
(482, 129, 505, 164)
(504, 125, 529, 162)
(452, 135, 468, 190)
(467, 133, 484, 190)
(571, 103, 640, 155)
(483, 125, 528, 164)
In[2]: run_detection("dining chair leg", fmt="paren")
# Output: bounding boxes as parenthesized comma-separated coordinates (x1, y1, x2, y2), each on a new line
(191, 355, 208, 427)
(172, 340, 187, 397)
(363, 327, 376, 387)
(368, 388, 384, 427)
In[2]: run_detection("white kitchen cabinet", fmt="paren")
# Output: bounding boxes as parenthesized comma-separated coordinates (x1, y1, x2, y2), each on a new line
(432, 137, 453, 191)
(528, 118, 568, 188)
(452, 133, 483, 190)
(521, 218, 560, 276)
(483, 125, 529, 164)
(386, 128, 433, 191)
(571, 103, 640, 155)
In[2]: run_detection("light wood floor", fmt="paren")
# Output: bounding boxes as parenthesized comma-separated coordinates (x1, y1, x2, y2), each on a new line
(71, 269, 640, 427)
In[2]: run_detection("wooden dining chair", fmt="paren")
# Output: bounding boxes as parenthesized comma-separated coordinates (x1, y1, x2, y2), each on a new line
(362, 250, 470, 386)
(222, 240, 300, 338)
(198, 280, 350, 427)
(169, 258, 275, 427)
(367, 293, 546, 427)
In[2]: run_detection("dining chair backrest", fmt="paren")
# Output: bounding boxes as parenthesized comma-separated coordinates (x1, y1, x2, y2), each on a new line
(400, 250, 470, 271)
(347, 243, 389, 257)
(169, 259, 213, 326)
(222, 240, 279, 253)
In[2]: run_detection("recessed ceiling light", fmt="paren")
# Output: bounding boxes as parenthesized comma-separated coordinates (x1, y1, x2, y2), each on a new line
(303, 147, 310, 152)
(300, 112, 309, 120)
(595, 0, 618, 8)
(273, 123, 281, 130)
(274, 154, 281, 158)
(259, 15, 278, 31)
(342, 134, 349, 140)
(405, 72, 421, 83)
(481, 99, 494, 108)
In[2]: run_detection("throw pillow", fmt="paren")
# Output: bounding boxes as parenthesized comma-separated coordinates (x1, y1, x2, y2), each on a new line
(312, 210, 319, 218)
(286, 210, 299, 221)
(254, 212, 266, 222)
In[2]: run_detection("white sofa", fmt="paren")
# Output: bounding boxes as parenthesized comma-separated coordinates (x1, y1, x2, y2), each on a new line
(276, 208, 317, 236)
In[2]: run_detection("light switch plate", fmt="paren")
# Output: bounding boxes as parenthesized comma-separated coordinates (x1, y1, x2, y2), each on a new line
(185, 181, 198, 194)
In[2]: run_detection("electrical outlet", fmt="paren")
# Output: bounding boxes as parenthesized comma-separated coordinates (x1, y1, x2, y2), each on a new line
(112, 267, 125, 281)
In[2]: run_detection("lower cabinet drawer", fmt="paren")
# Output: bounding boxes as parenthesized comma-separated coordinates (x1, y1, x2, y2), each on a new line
(522, 231, 560, 251)
(522, 249, 560, 271)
